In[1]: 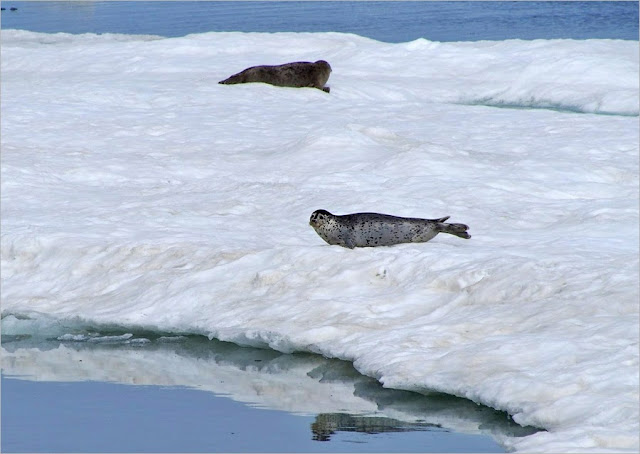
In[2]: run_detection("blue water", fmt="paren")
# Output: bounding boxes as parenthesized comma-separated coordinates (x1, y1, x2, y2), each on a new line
(1, 335, 537, 452)
(1, 1, 638, 42)
(1, 375, 508, 453)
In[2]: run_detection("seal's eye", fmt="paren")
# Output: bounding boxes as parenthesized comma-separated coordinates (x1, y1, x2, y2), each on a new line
(311, 210, 330, 223)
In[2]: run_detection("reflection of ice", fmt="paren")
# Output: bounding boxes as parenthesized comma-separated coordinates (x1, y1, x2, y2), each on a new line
(1, 333, 539, 445)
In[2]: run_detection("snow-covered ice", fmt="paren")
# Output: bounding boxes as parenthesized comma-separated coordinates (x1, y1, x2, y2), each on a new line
(1, 30, 638, 452)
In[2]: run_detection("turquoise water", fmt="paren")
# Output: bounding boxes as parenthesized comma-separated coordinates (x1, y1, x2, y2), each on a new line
(2, 1, 638, 41)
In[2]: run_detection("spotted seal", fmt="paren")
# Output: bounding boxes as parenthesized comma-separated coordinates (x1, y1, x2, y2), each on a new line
(309, 210, 470, 249)
(219, 60, 332, 93)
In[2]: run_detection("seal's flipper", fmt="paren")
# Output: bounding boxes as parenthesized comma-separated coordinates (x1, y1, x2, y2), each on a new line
(342, 235, 356, 249)
(219, 74, 243, 85)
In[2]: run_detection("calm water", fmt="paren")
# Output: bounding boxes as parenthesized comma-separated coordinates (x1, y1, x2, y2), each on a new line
(1, 1, 638, 42)
(2, 376, 505, 453)
(1, 335, 538, 452)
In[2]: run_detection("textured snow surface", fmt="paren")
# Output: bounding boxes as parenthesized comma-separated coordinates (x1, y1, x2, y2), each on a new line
(2, 30, 638, 452)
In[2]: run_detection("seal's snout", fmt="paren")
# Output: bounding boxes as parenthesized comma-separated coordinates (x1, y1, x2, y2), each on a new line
(310, 209, 331, 228)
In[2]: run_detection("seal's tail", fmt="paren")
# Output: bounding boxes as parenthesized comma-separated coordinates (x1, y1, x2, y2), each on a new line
(219, 75, 241, 85)
(435, 216, 471, 239)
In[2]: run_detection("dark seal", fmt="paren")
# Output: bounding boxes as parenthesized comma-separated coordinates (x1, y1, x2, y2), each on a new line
(309, 210, 471, 249)
(219, 60, 332, 93)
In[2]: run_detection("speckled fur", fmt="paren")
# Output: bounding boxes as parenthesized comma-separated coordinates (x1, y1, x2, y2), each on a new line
(219, 60, 332, 92)
(309, 209, 470, 249)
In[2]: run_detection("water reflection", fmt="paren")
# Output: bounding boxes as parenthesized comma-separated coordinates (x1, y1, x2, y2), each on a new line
(312, 413, 441, 441)
(1, 330, 540, 446)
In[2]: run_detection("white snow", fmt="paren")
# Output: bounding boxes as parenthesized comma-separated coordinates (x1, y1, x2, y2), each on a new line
(1, 30, 638, 452)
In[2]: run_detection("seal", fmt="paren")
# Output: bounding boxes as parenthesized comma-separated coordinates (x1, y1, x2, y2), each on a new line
(219, 60, 332, 93)
(309, 209, 471, 249)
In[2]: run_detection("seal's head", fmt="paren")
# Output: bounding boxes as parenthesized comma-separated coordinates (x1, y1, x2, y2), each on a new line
(315, 60, 332, 73)
(309, 209, 333, 227)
